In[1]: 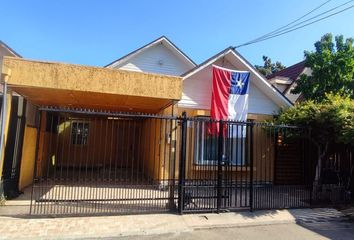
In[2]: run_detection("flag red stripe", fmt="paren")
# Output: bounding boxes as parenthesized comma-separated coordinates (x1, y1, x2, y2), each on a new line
(210, 66, 231, 121)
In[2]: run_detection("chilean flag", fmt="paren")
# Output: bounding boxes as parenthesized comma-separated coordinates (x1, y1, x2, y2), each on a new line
(210, 65, 250, 135)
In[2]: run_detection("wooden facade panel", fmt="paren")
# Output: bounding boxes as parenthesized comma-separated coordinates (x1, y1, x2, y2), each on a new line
(18, 126, 37, 190)
(9, 87, 172, 113)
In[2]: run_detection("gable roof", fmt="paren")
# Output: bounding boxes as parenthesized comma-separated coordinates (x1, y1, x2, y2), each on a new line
(181, 47, 293, 108)
(267, 61, 308, 97)
(0, 40, 22, 57)
(104, 36, 196, 69)
(266, 61, 306, 81)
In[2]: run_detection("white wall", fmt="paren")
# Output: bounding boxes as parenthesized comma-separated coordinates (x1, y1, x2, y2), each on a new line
(114, 43, 192, 76)
(179, 59, 280, 115)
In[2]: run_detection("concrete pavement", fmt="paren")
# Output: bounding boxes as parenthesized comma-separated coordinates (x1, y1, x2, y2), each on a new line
(0, 208, 352, 239)
(113, 221, 354, 240)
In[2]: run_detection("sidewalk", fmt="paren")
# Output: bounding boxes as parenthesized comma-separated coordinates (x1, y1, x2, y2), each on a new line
(0, 208, 349, 240)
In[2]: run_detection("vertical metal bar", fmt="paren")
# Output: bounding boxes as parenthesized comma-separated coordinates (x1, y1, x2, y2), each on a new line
(108, 118, 114, 213)
(249, 121, 254, 212)
(0, 82, 8, 202)
(30, 110, 42, 215)
(167, 117, 174, 210)
(217, 120, 223, 213)
(84, 118, 90, 214)
(96, 118, 103, 213)
(91, 117, 98, 214)
(51, 114, 60, 214)
(102, 118, 108, 213)
(236, 123, 239, 208)
(178, 112, 187, 214)
(38, 111, 46, 214)
(44, 113, 54, 214)
(77, 119, 85, 214)
(240, 124, 244, 207)
(115, 118, 120, 182)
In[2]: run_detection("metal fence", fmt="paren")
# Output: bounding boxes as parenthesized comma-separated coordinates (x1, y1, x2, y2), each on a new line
(30, 108, 313, 215)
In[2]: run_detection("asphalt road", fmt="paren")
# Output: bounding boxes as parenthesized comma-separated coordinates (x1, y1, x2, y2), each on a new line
(103, 220, 354, 240)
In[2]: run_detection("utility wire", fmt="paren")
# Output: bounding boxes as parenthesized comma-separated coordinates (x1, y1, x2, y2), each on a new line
(249, 0, 333, 44)
(234, 0, 354, 48)
(235, 4, 354, 48)
(241, 0, 353, 47)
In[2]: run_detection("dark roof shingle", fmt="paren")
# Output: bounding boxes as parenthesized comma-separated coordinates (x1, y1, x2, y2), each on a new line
(266, 61, 306, 81)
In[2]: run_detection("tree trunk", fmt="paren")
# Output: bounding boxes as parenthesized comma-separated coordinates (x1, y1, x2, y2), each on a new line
(312, 141, 329, 201)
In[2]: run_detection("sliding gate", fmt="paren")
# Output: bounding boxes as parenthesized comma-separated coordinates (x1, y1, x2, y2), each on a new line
(30, 108, 312, 215)
(30, 108, 180, 215)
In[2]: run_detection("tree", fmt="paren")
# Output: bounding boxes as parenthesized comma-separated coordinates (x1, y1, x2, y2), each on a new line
(254, 55, 286, 77)
(292, 33, 354, 102)
(274, 94, 354, 196)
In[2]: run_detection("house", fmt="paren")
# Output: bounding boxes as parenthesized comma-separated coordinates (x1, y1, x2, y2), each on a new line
(0, 36, 311, 215)
(266, 61, 311, 103)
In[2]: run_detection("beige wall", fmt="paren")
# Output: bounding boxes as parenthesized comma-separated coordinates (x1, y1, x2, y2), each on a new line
(18, 126, 37, 190)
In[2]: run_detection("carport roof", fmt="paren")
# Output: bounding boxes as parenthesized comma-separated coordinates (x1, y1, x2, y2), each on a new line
(1, 56, 182, 113)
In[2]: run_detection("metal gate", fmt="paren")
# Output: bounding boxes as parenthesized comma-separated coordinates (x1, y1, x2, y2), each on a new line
(178, 115, 312, 213)
(31, 108, 179, 215)
(178, 116, 252, 212)
(30, 108, 313, 215)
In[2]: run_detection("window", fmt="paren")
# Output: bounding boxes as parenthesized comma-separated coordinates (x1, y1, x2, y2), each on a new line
(71, 122, 89, 145)
(194, 119, 246, 165)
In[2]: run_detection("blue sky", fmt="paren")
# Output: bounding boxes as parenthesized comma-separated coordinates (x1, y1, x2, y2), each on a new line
(1, 0, 353, 67)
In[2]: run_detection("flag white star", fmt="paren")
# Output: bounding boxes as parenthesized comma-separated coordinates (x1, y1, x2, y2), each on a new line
(236, 79, 244, 89)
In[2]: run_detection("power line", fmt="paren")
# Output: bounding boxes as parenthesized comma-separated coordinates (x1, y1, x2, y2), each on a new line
(235, 4, 354, 48)
(246, 0, 353, 46)
(234, 0, 354, 48)
(249, 0, 333, 45)
(236, 0, 353, 48)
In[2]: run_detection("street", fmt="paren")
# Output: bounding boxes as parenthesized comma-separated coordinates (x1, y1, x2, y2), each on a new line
(2, 207, 354, 239)
(110, 221, 354, 240)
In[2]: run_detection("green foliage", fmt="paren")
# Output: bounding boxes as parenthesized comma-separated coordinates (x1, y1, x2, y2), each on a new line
(255, 55, 286, 77)
(275, 94, 354, 146)
(292, 33, 354, 102)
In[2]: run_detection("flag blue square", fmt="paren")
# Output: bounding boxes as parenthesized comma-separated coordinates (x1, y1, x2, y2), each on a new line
(230, 72, 250, 95)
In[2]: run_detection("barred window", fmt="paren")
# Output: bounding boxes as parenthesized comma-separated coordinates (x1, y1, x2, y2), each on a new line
(194, 118, 246, 165)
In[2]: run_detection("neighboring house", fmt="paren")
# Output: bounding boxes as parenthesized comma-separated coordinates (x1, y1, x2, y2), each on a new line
(266, 61, 311, 103)
(0, 40, 22, 94)
(0, 41, 29, 199)
(1, 36, 308, 215)
(0, 40, 22, 58)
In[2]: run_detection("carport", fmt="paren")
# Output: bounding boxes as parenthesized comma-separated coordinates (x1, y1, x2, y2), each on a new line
(0, 56, 182, 214)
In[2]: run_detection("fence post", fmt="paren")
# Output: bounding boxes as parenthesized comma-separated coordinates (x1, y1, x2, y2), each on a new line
(178, 112, 187, 214)
(249, 121, 254, 212)
(217, 120, 224, 213)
